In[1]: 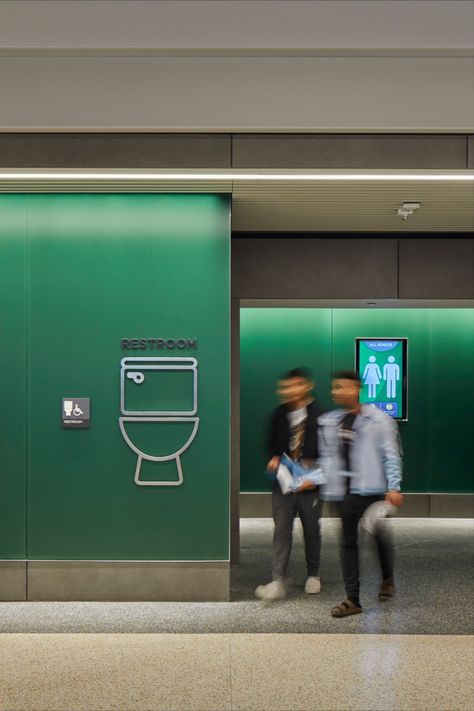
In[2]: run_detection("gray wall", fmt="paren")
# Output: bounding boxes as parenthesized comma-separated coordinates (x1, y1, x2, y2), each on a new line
(0, 133, 472, 169)
(1, 2, 472, 131)
(2, 1, 472, 52)
(1, 0, 473, 133)
(232, 236, 474, 300)
(1, 55, 471, 132)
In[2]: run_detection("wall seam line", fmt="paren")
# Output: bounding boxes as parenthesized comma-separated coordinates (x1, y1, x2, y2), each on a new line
(397, 239, 400, 299)
(25, 197, 30, 599)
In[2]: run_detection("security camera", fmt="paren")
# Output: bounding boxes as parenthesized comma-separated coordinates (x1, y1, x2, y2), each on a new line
(397, 208, 411, 221)
(396, 202, 421, 220)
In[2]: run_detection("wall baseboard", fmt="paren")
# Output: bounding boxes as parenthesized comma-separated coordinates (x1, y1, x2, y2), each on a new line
(0, 562, 27, 601)
(240, 493, 474, 519)
(0, 561, 230, 602)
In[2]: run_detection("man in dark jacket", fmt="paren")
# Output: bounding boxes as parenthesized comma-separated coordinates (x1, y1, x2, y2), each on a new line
(255, 368, 323, 600)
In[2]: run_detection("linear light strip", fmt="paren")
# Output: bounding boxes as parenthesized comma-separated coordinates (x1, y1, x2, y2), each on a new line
(0, 171, 472, 181)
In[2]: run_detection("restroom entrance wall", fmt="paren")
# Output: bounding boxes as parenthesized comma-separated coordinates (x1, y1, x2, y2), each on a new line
(0, 193, 230, 600)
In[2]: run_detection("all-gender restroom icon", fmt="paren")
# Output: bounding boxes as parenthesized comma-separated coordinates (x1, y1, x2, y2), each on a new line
(119, 357, 199, 486)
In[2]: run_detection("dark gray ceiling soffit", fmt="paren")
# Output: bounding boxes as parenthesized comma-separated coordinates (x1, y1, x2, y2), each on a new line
(0, 133, 471, 169)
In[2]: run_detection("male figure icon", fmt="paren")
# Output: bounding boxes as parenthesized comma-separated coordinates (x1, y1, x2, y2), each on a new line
(383, 356, 400, 399)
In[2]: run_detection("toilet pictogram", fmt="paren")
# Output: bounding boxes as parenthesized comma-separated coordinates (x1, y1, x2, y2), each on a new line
(119, 357, 200, 486)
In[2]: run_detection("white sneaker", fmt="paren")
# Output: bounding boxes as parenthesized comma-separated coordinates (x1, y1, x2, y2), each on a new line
(255, 579, 286, 600)
(304, 576, 321, 594)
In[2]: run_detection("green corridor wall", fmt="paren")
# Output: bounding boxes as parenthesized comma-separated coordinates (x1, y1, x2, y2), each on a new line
(240, 308, 474, 494)
(0, 194, 230, 561)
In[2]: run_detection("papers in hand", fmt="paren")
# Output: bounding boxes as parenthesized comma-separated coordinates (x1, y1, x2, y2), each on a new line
(360, 500, 398, 534)
(276, 454, 326, 495)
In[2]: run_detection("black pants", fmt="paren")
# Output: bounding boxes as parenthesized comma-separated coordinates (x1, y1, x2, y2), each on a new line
(272, 486, 321, 580)
(338, 494, 394, 603)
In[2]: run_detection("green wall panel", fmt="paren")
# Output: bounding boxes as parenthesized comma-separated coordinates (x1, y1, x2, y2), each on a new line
(240, 308, 332, 493)
(1, 193, 230, 561)
(0, 196, 27, 558)
(240, 308, 473, 494)
(427, 309, 474, 492)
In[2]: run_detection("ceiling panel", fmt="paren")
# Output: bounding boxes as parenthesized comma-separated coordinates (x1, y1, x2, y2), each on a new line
(232, 179, 474, 231)
(0, 173, 471, 232)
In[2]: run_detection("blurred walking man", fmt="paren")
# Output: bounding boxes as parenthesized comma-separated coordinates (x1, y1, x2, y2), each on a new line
(255, 368, 323, 601)
(318, 370, 403, 617)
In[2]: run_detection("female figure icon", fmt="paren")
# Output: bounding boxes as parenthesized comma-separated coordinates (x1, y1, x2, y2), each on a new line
(363, 356, 382, 398)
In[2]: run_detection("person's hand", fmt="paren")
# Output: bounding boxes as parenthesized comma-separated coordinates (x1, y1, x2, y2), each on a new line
(385, 490, 404, 507)
(298, 480, 317, 491)
(300, 458, 316, 470)
(266, 456, 280, 472)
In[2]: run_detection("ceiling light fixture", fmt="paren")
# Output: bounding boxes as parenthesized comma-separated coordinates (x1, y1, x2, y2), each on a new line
(0, 171, 472, 182)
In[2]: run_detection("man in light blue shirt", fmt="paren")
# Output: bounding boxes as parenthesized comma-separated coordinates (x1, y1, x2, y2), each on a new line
(318, 370, 404, 618)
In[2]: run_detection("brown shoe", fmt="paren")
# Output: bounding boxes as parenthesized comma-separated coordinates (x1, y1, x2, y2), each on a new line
(379, 577, 395, 601)
(330, 599, 363, 618)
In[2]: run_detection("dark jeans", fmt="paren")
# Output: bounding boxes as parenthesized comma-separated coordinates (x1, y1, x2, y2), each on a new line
(338, 494, 394, 602)
(272, 486, 321, 580)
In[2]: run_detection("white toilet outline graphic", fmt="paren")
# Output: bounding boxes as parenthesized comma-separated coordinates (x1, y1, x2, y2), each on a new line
(119, 357, 199, 486)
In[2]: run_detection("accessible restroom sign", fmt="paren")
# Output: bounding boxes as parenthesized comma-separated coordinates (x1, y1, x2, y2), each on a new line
(355, 338, 408, 420)
(62, 398, 90, 428)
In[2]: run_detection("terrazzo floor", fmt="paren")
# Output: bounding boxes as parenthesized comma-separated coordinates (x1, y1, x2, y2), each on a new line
(0, 632, 472, 710)
(0, 519, 473, 710)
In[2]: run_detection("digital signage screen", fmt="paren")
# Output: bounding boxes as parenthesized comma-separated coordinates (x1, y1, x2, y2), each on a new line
(355, 338, 408, 421)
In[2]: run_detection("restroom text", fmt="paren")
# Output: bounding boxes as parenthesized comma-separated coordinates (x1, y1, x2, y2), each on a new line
(121, 338, 198, 350)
